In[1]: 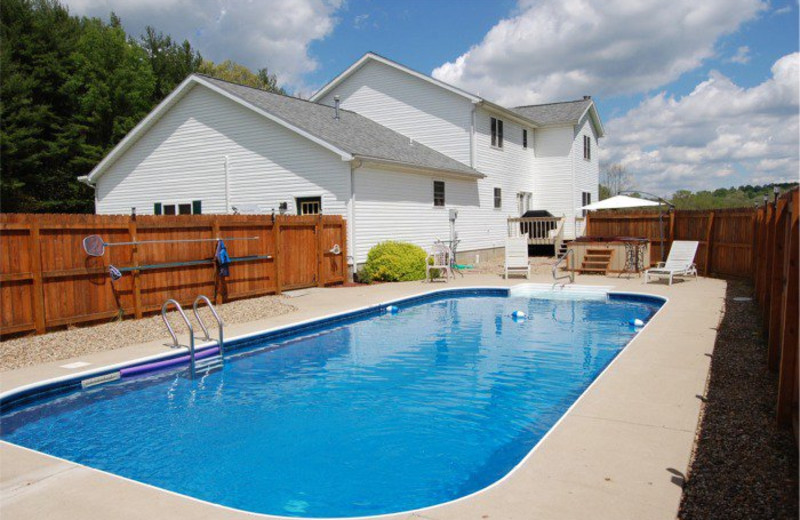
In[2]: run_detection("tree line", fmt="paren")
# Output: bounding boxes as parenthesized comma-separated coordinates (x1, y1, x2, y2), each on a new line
(1, 0, 285, 213)
(600, 164, 798, 210)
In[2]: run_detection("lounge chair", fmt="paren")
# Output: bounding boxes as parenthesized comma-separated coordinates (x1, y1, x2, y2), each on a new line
(505, 236, 530, 279)
(644, 240, 699, 285)
(427, 243, 452, 282)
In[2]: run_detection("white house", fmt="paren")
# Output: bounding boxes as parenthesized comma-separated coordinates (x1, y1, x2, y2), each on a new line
(79, 52, 604, 270)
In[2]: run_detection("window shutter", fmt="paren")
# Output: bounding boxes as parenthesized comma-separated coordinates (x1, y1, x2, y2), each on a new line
(154, 203, 162, 215)
(192, 200, 202, 214)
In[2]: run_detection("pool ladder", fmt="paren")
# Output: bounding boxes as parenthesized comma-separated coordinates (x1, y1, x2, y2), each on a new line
(552, 248, 575, 288)
(161, 295, 225, 378)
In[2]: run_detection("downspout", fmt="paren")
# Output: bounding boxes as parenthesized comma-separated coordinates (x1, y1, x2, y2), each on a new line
(470, 103, 478, 168)
(571, 127, 577, 240)
(348, 159, 361, 280)
(77, 175, 97, 213)
(224, 155, 231, 213)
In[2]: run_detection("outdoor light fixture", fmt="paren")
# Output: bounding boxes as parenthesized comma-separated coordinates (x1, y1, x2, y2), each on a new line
(279, 202, 288, 214)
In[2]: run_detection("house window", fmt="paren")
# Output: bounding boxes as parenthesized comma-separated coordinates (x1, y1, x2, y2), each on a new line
(582, 192, 592, 217)
(491, 117, 504, 148)
(296, 196, 322, 215)
(433, 181, 445, 207)
(154, 201, 201, 215)
(522, 129, 528, 149)
(583, 135, 591, 160)
(494, 188, 502, 209)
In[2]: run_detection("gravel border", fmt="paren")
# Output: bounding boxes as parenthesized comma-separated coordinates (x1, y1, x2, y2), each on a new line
(0, 295, 297, 372)
(679, 280, 798, 519)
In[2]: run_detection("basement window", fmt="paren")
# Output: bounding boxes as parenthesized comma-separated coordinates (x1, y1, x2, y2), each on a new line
(296, 197, 322, 215)
(491, 117, 504, 148)
(433, 181, 445, 207)
(154, 201, 201, 215)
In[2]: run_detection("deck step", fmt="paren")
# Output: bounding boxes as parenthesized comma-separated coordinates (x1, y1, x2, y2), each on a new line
(579, 249, 614, 274)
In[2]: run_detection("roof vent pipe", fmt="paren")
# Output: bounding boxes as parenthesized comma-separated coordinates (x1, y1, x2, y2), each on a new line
(334, 95, 340, 120)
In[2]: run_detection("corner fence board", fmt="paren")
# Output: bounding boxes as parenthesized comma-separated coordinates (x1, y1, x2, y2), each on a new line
(0, 213, 346, 337)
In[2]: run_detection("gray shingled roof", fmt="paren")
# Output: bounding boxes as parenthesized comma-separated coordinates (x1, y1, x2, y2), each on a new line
(511, 99, 592, 126)
(199, 75, 483, 178)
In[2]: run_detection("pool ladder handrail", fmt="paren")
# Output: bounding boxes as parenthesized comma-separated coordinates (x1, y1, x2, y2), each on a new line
(193, 295, 224, 355)
(161, 299, 196, 375)
(552, 248, 575, 287)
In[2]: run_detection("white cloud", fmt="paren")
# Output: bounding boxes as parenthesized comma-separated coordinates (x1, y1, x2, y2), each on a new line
(600, 53, 799, 195)
(63, 0, 344, 90)
(726, 46, 752, 64)
(432, 0, 766, 106)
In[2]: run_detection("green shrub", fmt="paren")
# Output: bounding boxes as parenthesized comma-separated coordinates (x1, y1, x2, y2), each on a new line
(362, 241, 428, 282)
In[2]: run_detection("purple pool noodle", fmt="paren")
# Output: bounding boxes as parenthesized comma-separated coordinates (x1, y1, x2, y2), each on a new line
(120, 346, 220, 377)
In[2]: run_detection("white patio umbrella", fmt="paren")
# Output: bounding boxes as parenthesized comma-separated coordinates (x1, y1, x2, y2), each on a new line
(578, 194, 662, 210)
(579, 193, 672, 262)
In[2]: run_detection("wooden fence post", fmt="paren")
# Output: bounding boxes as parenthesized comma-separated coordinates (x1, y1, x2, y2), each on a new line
(212, 216, 224, 305)
(317, 214, 325, 287)
(128, 214, 142, 319)
(29, 222, 46, 334)
(767, 199, 789, 371)
(776, 191, 798, 425)
(273, 215, 282, 295)
(704, 211, 715, 276)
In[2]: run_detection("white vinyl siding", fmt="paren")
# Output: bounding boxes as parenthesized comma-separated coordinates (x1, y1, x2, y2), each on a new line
(95, 85, 350, 216)
(573, 116, 600, 235)
(317, 60, 474, 165)
(530, 125, 577, 237)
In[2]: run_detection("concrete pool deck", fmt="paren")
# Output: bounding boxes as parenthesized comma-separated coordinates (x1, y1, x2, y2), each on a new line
(0, 272, 727, 520)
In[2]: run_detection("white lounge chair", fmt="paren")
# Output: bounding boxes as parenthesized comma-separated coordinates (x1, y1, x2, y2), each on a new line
(644, 240, 699, 285)
(427, 243, 452, 282)
(505, 236, 530, 279)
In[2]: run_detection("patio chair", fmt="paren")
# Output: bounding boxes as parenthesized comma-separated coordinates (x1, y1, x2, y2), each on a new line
(644, 240, 699, 285)
(505, 236, 530, 279)
(427, 243, 452, 282)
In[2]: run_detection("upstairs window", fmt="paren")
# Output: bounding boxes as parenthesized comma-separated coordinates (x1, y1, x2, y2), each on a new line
(491, 117, 504, 148)
(494, 188, 502, 209)
(583, 135, 591, 160)
(433, 181, 445, 207)
(522, 129, 528, 149)
(296, 196, 322, 215)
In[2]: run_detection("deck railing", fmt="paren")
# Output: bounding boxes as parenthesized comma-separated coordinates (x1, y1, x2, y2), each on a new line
(507, 217, 565, 251)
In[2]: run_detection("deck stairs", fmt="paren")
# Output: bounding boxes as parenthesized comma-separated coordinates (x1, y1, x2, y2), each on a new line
(577, 249, 614, 274)
(557, 241, 570, 258)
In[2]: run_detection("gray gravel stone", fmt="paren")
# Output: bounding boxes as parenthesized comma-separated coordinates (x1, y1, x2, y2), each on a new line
(1, 295, 296, 371)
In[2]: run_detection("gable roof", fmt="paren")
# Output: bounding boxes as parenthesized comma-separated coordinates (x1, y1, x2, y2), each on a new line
(512, 99, 605, 137)
(309, 52, 605, 138)
(83, 74, 484, 183)
(310, 52, 482, 104)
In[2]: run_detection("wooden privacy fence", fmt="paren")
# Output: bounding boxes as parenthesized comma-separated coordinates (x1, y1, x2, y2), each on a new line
(752, 189, 798, 430)
(0, 213, 347, 336)
(585, 207, 756, 278)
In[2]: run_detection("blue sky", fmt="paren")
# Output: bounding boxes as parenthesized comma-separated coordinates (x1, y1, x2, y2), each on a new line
(65, 0, 799, 196)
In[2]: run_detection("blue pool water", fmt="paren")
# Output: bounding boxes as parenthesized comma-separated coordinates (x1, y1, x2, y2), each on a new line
(1, 290, 662, 518)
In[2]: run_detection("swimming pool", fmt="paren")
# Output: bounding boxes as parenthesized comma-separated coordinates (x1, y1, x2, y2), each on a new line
(0, 287, 664, 518)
